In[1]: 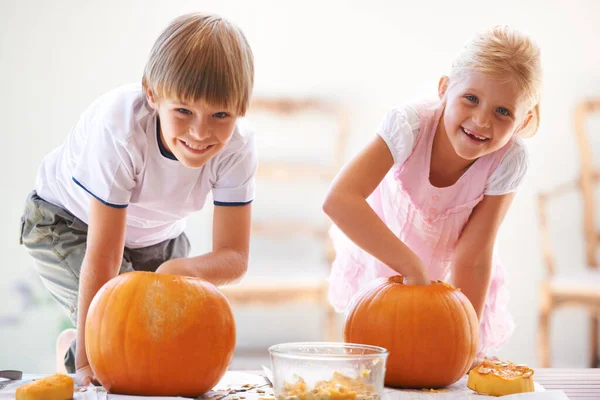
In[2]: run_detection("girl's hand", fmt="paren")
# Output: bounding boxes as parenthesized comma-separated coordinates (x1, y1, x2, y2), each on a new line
(404, 267, 430, 286)
(324, 137, 429, 282)
(469, 355, 499, 372)
(404, 273, 429, 286)
(451, 193, 516, 320)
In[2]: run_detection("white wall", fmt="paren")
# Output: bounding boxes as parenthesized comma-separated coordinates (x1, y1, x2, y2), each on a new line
(1, 0, 599, 372)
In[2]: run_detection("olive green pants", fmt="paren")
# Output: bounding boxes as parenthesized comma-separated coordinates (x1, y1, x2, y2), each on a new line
(20, 191, 190, 372)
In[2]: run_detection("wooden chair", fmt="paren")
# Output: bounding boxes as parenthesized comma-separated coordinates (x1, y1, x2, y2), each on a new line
(219, 97, 349, 343)
(537, 99, 600, 367)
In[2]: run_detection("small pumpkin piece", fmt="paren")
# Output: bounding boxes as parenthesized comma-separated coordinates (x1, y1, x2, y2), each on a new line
(16, 373, 74, 400)
(467, 359, 535, 397)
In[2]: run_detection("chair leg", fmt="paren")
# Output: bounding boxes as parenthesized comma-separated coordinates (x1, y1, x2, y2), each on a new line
(538, 310, 551, 368)
(538, 292, 552, 368)
(325, 306, 338, 342)
(591, 315, 599, 368)
(321, 284, 338, 342)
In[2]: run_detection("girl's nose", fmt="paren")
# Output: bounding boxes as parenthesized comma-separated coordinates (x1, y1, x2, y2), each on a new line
(472, 110, 491, 129)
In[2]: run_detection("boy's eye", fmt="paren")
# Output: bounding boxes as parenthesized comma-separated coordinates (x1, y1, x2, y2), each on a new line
(213, 112, 229, 119)
(496, 107, 510, 116)
(465, 95, 479, 103)
(177, 108, 192, 115)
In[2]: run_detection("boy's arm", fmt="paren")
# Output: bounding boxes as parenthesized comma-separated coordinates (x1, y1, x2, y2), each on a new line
(75, 199, 127, 384)
(450, 193, 515, 320)
(322, 136, 428, 285)
(156, 203, 251, 286)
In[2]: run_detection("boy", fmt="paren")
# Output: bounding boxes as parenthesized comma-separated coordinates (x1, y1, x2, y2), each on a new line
(19, 12, 256, 384)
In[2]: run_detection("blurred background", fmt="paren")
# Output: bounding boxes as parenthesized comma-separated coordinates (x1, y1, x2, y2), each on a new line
(1, 0, 599, 372)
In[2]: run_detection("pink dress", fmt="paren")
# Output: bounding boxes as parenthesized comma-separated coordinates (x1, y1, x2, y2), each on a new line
(329, 101, 528, 356)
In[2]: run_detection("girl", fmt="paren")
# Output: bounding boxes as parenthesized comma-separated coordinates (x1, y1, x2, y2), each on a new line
(323, 25, 541, 361)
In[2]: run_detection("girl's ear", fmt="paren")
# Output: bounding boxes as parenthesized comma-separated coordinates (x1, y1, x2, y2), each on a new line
(515, 111, 534, 135)
(145, 87, 158, 110)
(438, 76, 450, 99)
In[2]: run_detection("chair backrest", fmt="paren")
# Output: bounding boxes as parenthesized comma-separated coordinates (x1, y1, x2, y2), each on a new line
(536, 99, 600, 276)
(248, 98, 349, 180)
(245, 97, 349, 264)
(574, 100, 600, 267)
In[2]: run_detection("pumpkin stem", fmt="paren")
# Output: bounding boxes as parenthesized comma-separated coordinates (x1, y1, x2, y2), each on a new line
(389, 275, 405, 284)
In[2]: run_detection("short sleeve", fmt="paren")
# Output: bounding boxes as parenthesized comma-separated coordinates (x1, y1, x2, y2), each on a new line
(212, 126, 257, 206)
(71, 121, 137, 208)
(484, 137, 529, 196)
(376, 104, 420, 167)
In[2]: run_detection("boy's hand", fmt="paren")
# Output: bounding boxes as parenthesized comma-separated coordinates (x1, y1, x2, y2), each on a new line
(156, 258, 193, 277)
(75, 364, 98, 386)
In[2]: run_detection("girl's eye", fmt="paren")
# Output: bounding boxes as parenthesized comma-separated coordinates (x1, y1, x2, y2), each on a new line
(465, 95, 479, 103)
(177, 108, 192, 115)
(213, 112, 229, 119)
(496, 107, 510, 116)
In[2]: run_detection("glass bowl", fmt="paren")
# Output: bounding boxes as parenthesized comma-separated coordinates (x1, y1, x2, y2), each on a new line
(268, 342, 388, 400)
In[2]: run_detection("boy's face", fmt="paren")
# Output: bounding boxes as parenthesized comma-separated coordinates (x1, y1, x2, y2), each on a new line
(146, 89, 238, 169)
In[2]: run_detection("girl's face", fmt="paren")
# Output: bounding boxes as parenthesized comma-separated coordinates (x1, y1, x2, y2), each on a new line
(439, 71, 533, 161)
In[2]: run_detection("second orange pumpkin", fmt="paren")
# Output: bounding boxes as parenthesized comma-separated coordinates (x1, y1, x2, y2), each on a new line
(344, 275, 479, 388)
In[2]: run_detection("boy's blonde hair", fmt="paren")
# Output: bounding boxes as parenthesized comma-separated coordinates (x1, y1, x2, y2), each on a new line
(142, 12, 254, 116)
(450, 25, 542, 138)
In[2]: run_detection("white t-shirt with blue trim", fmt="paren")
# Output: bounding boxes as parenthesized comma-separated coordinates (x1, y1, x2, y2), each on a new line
(35, 84, 257, 249)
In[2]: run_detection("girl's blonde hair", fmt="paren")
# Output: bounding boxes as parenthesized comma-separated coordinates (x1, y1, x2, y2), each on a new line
(450, 25, 542, 137)
(142, 12, 254, 116)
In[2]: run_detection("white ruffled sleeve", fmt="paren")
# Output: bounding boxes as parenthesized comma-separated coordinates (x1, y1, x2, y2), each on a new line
(376, 104, 420, 167)
(484, 136, 529, 196)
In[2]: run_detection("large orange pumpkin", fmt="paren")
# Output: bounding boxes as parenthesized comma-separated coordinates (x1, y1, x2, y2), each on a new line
(85, 271, 235, 396)
(344, 275, 479, 388)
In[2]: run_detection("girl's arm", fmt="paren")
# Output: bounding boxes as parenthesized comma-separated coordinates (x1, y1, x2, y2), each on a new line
(451, 193, 515, 319)
(156, 203, 251, 286)
(322, 136, 428, 285)
(76, 198, 128, 384)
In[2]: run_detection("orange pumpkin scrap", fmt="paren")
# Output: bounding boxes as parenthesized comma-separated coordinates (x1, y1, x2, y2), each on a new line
(467, 359, 535, 396)
(85, 271, 235, 396)
(344, 275, 479, 388)
(16, 373, 74, 400)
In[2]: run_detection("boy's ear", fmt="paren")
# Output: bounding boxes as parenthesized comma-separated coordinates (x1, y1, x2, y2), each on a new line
(438, 76, 449, 99)
(145, 87, 158, 109)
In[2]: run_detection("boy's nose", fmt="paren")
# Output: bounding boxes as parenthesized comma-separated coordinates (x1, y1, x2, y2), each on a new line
(190, 125, 210, 140)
